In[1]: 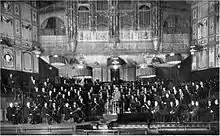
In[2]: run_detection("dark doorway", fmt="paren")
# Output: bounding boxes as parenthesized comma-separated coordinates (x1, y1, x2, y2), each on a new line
(111, 68, 120, 82)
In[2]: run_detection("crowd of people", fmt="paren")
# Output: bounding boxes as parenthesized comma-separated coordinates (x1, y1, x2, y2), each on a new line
(5, 75, 219, 125)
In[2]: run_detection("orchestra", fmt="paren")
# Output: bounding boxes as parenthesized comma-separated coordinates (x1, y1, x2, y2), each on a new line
(4, 75, 219, 125)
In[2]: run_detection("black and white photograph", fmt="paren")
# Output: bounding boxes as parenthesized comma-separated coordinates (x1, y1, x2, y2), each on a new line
(0, 0, 219, 135)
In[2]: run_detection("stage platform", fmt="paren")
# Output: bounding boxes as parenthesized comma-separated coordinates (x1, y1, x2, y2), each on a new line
(1, 122, 91, 135)
(1, 121, 219, 135)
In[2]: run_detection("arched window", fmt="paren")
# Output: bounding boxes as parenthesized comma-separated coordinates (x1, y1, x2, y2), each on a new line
(78, 5, 90, 30)
(96, 0, 108, 30)
(119, 0, 133, 30)
(41, 17, 66, 35)
(139, 4, 150, 29)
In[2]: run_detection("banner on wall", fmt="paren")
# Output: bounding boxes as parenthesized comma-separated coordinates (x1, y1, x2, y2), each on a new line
(2, 47, 15, 69)
(23, 52, 32, 72)
(209, 47, 215, 68)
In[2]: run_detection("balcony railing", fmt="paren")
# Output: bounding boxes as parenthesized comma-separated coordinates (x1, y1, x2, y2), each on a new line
(40, 28, 66, 36)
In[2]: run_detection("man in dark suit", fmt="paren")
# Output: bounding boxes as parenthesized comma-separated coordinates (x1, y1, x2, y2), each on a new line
(31, 104, 41, 124)
(78, 98, 86, 119)
(41, 103, 49, 124)
(212, 99, 219, 121)
(90, 98, 100, 119)
(199, 81, 209, 100)
(49, 102, 59, 123)
(28, 76, 37, 96)
(12, 102, 22, 124)
(22, 102, 33, 124)
(6, 103, 15, 124)
(61, 103, 73, 122)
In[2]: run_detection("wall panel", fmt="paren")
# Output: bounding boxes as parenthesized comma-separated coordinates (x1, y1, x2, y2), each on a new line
(127, 67, 136, 81)
(107, 68, 111, 82)
(216, 44, 220, 67)
(93, 67, 102, 81)
(0, 46, 2, 68)
(21, 20, 32, 42)
(33, 54, 39, 73)
(192, 53, 197, 71)
(22, 52, 32, 72)
(1, 14, 14, 37)
(15, 49, 21, 70)
(31, 10, 37, 24)
(21, 4, 31, 21)
(14, 2, 20, 16)
(2, 47, 15, 70)
(198, 49, 208, 69)
(1, 1, 13, 15)
(72, 67, 92, 77)
(14, 19, 21, 38)
(119, 67, 125, 80)
(102, 67, 108, 82)
(136, 67, 155, 77)
(32, 25, 38, 42)
(209, 47, 215, 68)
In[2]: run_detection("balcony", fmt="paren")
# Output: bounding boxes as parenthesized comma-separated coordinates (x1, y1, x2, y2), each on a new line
(40, 35, 69, 54)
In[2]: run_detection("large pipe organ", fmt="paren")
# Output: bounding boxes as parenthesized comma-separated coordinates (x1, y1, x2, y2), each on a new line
(39, 0, 191, 81)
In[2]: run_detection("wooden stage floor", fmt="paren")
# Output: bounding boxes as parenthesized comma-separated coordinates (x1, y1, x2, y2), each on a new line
(0, 121, 219, 135)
